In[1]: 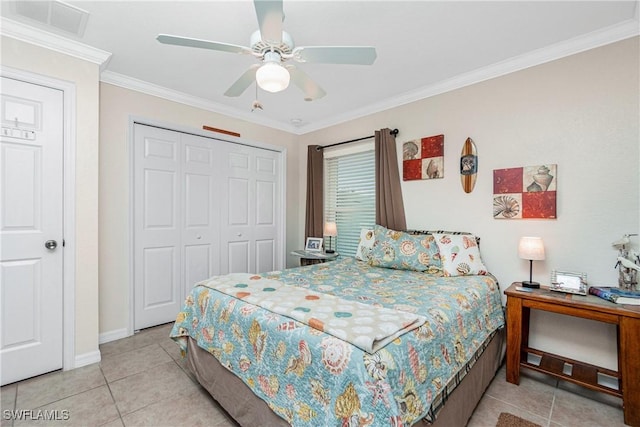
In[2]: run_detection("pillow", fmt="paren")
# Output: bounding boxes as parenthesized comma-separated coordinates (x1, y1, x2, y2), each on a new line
(355, 228, 375, 261)
(433, 233, 488, 276)
(368, 225, 442, 273)
(407, 229, 481, 247)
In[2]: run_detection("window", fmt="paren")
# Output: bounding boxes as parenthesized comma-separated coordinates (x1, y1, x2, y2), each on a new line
(324, 148, 375, 256)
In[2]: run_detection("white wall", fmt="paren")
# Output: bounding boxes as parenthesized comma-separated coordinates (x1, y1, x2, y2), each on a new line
(98, 83, 302, 337)
(1, 36, 101, 358)
(299, 37, 639, 370)
(3, 31, 637, 373)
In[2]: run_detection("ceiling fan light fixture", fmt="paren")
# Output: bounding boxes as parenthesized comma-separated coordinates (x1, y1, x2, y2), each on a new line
(256, 61, 290, 93)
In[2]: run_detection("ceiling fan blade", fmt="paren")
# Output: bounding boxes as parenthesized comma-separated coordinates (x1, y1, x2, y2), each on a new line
(254, 0, 283, 44)
(293, 46, 377, 65)
(157, 34, 253, 55)
(286, 65, 326, 101)
(224, 64, 260, 97)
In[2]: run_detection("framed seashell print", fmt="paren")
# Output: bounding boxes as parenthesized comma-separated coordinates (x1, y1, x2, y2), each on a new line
(493, 164, 557, 219)
(402, 134, 444, 180)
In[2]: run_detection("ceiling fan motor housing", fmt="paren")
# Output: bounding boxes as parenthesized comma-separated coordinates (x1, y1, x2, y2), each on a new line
(250, 30, 294, 56)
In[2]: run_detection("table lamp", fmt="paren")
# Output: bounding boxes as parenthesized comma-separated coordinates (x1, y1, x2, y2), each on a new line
(518, 236, 545, 288)
(324, 222, 337, 253)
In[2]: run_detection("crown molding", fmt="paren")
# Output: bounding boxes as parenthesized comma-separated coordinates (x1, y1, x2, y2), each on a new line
(296, 17, 640, 134)
(0, 17, 112, 69)
(100, 71, 297, 134)
(5, 12, 636, 136)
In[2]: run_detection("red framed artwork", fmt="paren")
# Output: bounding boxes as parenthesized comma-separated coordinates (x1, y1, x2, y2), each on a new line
(493, 164, 557, 219)
(402, 134, 444, 180)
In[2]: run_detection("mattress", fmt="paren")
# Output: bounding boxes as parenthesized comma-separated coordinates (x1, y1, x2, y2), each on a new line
(171, 257, 506, 425)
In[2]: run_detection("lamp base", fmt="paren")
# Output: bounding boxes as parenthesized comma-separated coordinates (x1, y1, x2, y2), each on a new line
(325, 250, 335, 254)
(521, 281, 540, 289)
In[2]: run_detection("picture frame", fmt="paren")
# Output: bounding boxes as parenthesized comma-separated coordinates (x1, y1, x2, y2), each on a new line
(305, 237, 323, 253)
(550, 270, 588, 295)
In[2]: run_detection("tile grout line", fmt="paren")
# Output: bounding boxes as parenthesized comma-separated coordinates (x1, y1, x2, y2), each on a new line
(102, 339, 195, 424)
(546, 393, 556, 427)
(100, 364, 125, 427)
(546, 377, 560, 427)
(12, 375, 108, 413)
(482, 394, 548, 424)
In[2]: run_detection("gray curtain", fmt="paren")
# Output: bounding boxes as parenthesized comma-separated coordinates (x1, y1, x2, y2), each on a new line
(375, 128, 407, 230)
(305, 145, 324, 240)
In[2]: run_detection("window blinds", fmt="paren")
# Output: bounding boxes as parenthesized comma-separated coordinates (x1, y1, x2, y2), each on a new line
(324, 150, 376, 256)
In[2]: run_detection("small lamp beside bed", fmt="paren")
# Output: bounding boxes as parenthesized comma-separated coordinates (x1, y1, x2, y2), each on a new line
(518, 236, 545, 288)
(324, 221, 337, 253)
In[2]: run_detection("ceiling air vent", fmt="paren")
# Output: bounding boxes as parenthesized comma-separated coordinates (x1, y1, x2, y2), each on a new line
(14, 0, 89, 37)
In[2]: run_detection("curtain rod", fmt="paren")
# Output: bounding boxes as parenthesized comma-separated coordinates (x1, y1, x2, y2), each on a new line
(316, 128, 399, 151)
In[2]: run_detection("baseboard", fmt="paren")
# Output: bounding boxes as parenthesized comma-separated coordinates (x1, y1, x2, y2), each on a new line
(99, 328, 129, 344)
(74, 350, 101, 368)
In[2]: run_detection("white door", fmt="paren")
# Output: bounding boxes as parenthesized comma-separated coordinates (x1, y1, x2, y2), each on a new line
(220, 144, 280, 274)
(181, 133, 219, 298)
(133, 124, 283, 329)
(134, 125, 183, 330)
(0, 77, 64, 386)
(133, 126, 219, 330)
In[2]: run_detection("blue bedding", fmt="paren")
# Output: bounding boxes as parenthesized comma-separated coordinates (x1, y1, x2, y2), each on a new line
(171, 257, 505, 426)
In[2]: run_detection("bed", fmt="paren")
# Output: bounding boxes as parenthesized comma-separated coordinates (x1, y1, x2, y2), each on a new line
(170, 228, 506, 426)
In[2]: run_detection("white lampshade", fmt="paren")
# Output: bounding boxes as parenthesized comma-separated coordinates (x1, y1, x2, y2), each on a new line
(324, 221, 337, 237)
(518, 237, 545, 260)
(256, 62, 290, 93)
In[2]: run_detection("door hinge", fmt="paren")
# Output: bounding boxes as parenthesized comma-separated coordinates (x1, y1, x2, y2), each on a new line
(63, 239, 66, 247)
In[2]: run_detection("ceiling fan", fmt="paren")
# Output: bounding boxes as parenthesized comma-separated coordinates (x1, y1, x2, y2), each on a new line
(156, 0, 376, 101)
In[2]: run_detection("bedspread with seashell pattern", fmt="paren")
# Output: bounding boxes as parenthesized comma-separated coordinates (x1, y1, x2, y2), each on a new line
(171, 256, 505, 426)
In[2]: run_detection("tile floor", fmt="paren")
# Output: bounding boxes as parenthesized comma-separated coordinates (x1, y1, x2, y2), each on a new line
(1, 323, 626, 427)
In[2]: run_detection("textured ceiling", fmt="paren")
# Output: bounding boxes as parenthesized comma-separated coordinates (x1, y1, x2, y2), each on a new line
(2, 1, 638, 134)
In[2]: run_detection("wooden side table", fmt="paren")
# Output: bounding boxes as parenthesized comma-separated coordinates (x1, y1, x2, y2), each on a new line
(290, 250, 339, 265)
(504, 283, 640, 426)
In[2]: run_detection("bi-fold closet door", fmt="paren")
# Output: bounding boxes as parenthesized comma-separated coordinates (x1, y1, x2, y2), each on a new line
(133, 123, 282, 330)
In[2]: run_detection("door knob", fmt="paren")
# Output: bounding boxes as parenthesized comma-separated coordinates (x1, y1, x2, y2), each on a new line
(45, 240, 58, 250)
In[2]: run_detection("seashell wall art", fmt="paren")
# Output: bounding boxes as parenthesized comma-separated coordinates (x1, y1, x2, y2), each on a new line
(402, 134, 444, 180)
(493, 164, 557, 219)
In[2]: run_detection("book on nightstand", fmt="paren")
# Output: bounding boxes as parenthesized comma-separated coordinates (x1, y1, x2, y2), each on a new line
(588, 286, 640, 305)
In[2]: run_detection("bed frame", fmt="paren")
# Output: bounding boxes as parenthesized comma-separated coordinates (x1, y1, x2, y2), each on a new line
(185, 327, 505, 426)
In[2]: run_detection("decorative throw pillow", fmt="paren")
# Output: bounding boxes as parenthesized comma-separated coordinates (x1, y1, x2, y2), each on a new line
(355, 228, 375, 261)
(369, 225, 442, 273)
(433, 233, 488, 276)
(407, 229, 481, 247)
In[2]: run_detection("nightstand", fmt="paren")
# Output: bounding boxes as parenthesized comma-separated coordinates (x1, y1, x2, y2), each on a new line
(504, 283, 640, 426)
(290, 250, 339, 265)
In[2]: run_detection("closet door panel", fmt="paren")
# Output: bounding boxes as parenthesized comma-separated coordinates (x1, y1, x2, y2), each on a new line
(135, 124, 283, 329)
(222, 174, 251, 273)
(142, 247, 176, 306)
(227, 241, 250, 274)
(254, 151, 279, 273)
(256, 180, 275, 225)
(144, 169, 176, 230)
(220, 145, 253, 274)
(182, 134, 218, 295)
(184, 244, 210, 290)
(185, 173, 210, 226)
(220, 145, 281, 274)
(134, 125, 182, 330)
(228, 177, 249, 225)
(255, 239, 275, 274)
(255, 179, 276, 273)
